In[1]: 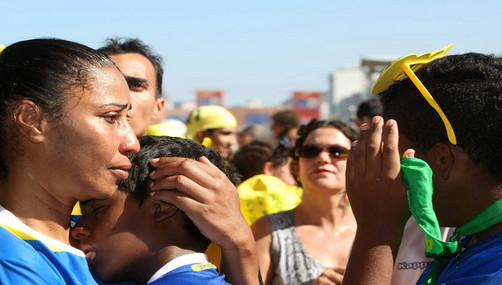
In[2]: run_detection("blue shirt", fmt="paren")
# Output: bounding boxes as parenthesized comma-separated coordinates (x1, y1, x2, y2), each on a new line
(147, 253, 230, 285)
(417, 230, 502, 284)
(0, 206, 99, 284)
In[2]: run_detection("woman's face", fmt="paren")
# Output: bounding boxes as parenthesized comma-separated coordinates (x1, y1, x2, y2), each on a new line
(297, 127, 352, 194)
(40, 66, 140, 202)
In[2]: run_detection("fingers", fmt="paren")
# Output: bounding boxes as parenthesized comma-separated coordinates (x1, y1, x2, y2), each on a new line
(365, 116, 384, 179)
(149, 189, 196, 215)
(402, 148, 416, 158)
(381, 119, 401, 179)
(149, 173, 212, 204)
(149, 156, 230, 203)
(150, 156, 219, 188)
(353, 123, 369, 178)
(346, 140, 357, 193)
(313, 267, 344, 285)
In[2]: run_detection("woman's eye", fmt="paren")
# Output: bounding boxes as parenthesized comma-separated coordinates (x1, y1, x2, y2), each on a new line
(103, 115, 120, 124)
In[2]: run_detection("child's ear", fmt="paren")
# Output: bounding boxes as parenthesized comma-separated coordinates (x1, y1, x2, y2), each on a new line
(152, 201, 178, 222)
(428, 142, 455, 180)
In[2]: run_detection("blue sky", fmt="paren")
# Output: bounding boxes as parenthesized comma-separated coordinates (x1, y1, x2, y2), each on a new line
(2, 1, 501, 107)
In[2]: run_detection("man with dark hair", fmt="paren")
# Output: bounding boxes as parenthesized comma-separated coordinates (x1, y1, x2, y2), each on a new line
(270, 109, 300, 147)
(343, 48, 502, 284)
(71, 136, 241, 284)
(98, 38, 166, 137)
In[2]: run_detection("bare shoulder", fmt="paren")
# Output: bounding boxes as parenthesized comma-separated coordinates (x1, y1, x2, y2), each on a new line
(251, 215, 273, 240)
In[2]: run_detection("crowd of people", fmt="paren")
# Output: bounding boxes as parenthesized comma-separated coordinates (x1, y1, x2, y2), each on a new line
(1, 37, 502, 285)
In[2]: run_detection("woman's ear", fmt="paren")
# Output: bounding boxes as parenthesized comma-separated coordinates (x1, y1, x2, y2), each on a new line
(13, 99, 46, 143)
(196, 130, 207, 142)
(262, 161, 274, 175)
(152, 201, 178, 222)
(427, 142, 455, 181)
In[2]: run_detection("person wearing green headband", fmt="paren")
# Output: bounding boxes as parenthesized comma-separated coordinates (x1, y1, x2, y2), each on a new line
(343, 50, 502, 285)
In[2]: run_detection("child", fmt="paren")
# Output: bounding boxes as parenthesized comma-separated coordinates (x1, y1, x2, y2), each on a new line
(71, 136, 241, 284)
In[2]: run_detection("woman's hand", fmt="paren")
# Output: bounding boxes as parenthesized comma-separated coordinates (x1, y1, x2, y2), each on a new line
(148, 156, 260, 285)
(313, 268, 344, 285)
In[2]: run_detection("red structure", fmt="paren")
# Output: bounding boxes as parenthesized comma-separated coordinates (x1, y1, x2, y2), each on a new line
(196, 90, 224, 106)
(292, 91, 322, 123)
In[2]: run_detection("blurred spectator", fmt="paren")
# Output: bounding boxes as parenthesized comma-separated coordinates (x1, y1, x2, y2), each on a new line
(252, 119, 358, 285)
(270, 109, 300, 147)
(232, 139, 301, 225)
(186, 105, 238, 160)
(353, 97, 383, 128)
(146, 119, 187, 138)
(98, 38, 166, 137)
(237, 124, 270, 148)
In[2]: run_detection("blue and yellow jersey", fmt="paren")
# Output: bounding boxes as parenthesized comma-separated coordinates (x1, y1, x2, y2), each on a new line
(0, 205, 99, 284)
(148, 253, 229, 285)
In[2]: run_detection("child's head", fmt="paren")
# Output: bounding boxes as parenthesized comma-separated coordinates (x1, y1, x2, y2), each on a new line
(381, 53, 502, 180)
(71, 135, 240, 283)
(379, 53, 502, 226)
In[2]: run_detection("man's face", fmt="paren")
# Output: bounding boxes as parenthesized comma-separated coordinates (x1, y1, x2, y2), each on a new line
(108, 53, 165, 137)
(71, 191, 151, 283)
(207, 127, 237, 159)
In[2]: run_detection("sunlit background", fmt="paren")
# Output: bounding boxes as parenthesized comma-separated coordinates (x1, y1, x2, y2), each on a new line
(3, 0, 500, 123)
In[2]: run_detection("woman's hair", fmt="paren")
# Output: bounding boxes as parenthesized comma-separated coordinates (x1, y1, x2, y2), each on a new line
(294, 119, 359, 150)
(0, 38, 116, 178)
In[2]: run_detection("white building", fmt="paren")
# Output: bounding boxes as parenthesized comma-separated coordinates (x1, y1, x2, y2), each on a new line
(328, 57, 395, 123)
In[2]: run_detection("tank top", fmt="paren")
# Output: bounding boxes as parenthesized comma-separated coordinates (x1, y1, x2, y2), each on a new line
(269, 209, 327, 285)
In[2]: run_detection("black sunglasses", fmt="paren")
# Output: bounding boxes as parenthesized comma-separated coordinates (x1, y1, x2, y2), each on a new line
(296, 144, 350, 160)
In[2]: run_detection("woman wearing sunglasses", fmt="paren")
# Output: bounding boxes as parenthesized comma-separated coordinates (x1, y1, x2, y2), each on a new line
(251, 119, 358, 285)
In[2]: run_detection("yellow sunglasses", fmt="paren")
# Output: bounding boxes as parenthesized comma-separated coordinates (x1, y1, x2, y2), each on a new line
(371, 44, 456, 145)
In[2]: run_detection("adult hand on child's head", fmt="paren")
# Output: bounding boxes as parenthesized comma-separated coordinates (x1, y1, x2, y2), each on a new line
(148, 156, 261, 285)
(346, 116, 412, 234)
(148, 156, 250, 249)
(312, 267, 344, 285)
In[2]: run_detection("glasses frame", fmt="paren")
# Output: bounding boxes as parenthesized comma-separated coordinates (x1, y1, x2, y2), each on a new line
(371, 44, 457, 145)
(295, 144, 350, 160)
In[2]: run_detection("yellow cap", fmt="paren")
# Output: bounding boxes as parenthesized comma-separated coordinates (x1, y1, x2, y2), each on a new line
(146, 119, 187, 138)
(186, 105, 237, 141)
(0, 44, 6, 54)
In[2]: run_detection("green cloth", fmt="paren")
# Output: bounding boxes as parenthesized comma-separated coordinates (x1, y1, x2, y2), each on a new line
(400, 157, 502, 285)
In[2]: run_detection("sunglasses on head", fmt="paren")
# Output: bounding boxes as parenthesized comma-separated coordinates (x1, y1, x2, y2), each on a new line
(371, 44, 457, 144)
(296, 144, 350, 160)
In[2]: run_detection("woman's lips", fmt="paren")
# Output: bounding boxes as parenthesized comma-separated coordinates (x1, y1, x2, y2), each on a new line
(109, 165, 131, 180)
